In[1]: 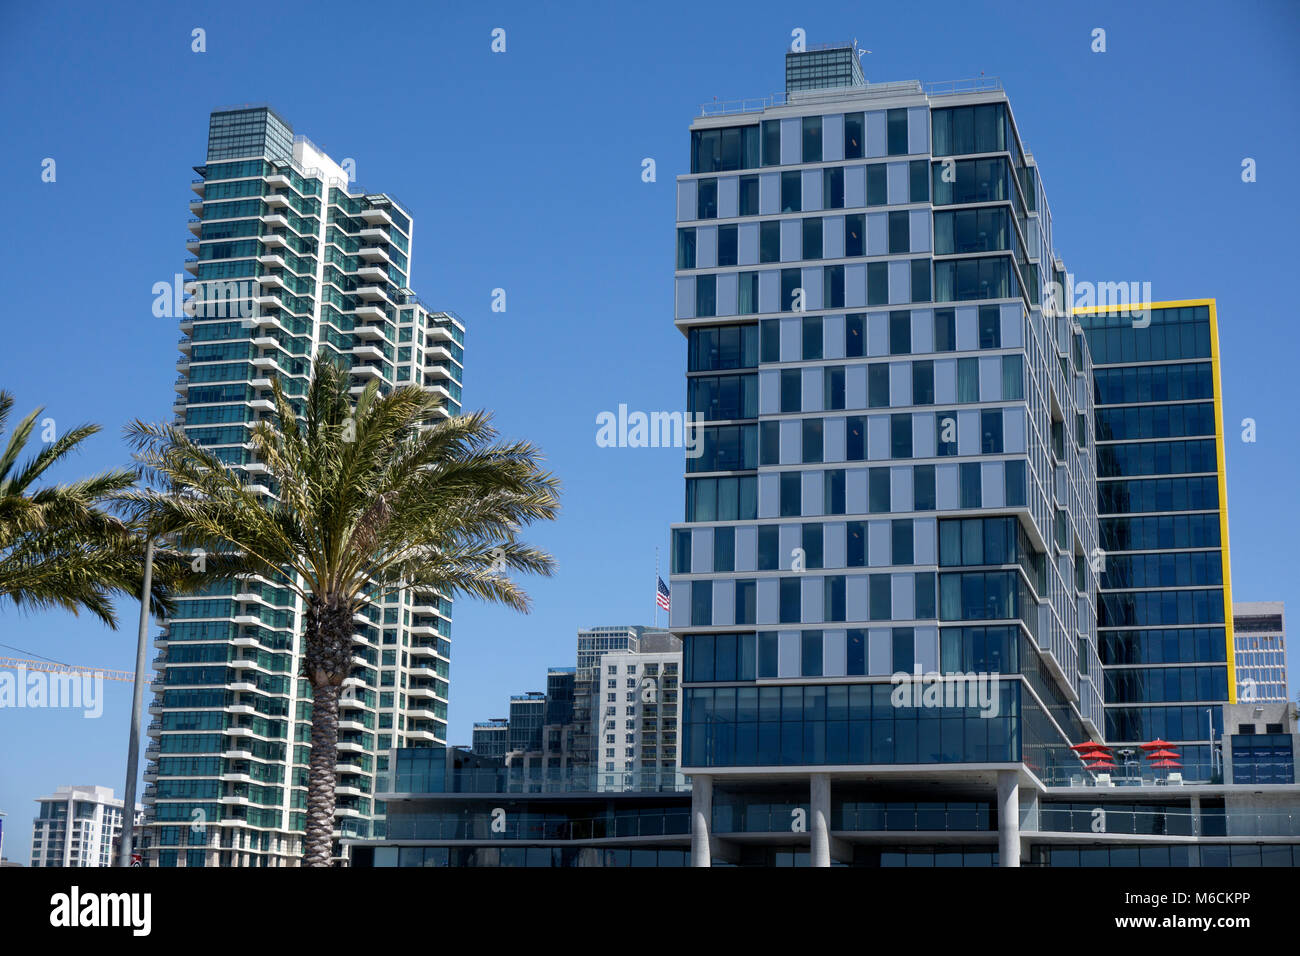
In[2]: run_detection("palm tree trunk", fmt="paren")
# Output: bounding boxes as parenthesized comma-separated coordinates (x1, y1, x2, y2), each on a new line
(301, 597, 356, 867)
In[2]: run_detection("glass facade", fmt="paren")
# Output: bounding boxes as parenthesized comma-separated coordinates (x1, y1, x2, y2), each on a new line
(1079, 303, 1230, 781)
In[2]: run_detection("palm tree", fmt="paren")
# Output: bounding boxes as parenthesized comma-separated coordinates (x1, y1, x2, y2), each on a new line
(0, 390, 181, 626)
(123, 359, 561, 866)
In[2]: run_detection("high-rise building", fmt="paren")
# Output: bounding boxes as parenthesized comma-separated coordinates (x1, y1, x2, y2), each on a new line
(670, 45, 1102, 866)
(1078, 300, 1234, 777)
(145, 105, 464, 867)
(30, 786, 143, 868)
(573, 625, 671, 768)
(596, 632, 683, 791)
(471, 718, 510, 759)
(1232, 601, 1287, 703)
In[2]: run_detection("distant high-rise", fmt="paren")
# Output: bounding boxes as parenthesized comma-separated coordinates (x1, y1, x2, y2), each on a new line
(1232, 601, 1287, 702)
(31, 785, 142, 868)
(146, 105, 464, 867)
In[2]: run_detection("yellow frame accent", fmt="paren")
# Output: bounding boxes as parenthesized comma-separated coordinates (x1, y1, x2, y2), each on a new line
(1074, 298, 1234, 704)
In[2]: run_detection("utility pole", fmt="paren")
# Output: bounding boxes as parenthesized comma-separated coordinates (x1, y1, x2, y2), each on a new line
(117, 538, 154, 866)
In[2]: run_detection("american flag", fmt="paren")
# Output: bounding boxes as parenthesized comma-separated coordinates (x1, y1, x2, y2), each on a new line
(656, 576, 671, 611)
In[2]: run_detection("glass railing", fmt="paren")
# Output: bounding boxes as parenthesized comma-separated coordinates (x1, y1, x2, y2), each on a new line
(1030, 807, 1300, 838)
(384, 809, 690, 842)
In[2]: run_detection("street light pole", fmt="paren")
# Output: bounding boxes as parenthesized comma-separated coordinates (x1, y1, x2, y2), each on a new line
(117, 537, 154, 867)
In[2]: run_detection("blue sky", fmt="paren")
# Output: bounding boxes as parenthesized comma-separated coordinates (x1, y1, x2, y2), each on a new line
(1, 0, 1297, 861)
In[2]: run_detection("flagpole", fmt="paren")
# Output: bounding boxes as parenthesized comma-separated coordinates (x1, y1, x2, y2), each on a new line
(654, 547, 660, 628)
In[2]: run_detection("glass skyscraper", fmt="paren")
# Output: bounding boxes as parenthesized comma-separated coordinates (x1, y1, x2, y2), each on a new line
(1077, 300, 1234, 781)
(144, 106, 464, 867)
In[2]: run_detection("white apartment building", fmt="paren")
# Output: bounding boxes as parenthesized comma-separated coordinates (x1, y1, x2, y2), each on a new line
(31, 785, 143, 868)
(596, 633, 683, 791)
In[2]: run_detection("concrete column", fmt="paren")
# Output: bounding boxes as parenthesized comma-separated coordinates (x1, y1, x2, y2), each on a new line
(691, 774, 712, 867)
(997, 770, 1020, 868)
(810, 773, 832, 867)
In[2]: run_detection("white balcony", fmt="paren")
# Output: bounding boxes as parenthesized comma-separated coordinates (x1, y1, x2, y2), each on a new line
(354, 284, 387, 301)
(260, 232, 288, 249)
(251, 335, 278, 348)
(355, 265, 386, 282)
(358, 226, 387, 242)
(360, 206, 394, 226)
(264, 193, 290, 208)
(351, 344, 384, 361)
(183, 258, 199, 276)
(261, 213, 289, 228)
(187, 218, 203, 236)
(189, 200, 204, 216)
(266, 173, 291, 188)
(258, 254, 286, 269)
(191, 179, 206, 196)
(353, 303, 385, 321)
(351, 364, 383, 380)
(186, 238, 200, 254)
(357, 245, 390, 263)
(257, 273, 287, 291)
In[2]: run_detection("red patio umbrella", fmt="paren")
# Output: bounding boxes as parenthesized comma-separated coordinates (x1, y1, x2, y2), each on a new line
(1149, 759, 1182, 768)
(1086, 761, 1118, 770)
(1139, 739, 1172, 750)
(1145, 749, 1181, 760)
(1071, 741, 1109, 750)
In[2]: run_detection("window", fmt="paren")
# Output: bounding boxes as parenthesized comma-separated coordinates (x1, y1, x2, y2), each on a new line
(780, 368, 801, 412)
(847, 521, 866, 566)
(888, 211, 910, 254)
(1005, 460, 1026, 507)
(691, 581, 712, 626)
(891, 413, 913, 458)
(869, 467, 891, 513)
(824, 365, 845, 409)
(870, 575, 891, 620)
(738, 272, 759, 314)
(909, 160, 929, 202)
(802, 116, 822, 163)
(892, 627, 914, 668)
(802, 523, 824, 569)
(915, 573, 936, 618)
(696, 274, 716, 317)
(887, 109, 909, 155)
(936, 414, 957, 456)
(868, 364, 890, 407)
(688, 324, 759, 371)
(781, 268, 801, 312)
(866, 165, 886, 206)
(889, 311, 911, 355)
(697, 178, 718, 219)
(718, 225, 738, 267)
(802, 631, 823, 675)
(844, 112, 864, 159)
(1001, 354, 1024, 400)
(846, 313, 865, 357)
(914, 464, 936, 511)
(824, 469, 846, 514)
(691, 125, 760, 173)
(867, 261, 888, 306)
(760, 420, 779, 465)
(803, 217, 823, 260)
(802, 418, 824, 463)
(760, 220, 780, 263)
(739, 175, 760, 216)
(735, 581, 756, 625)
(981, 409, 1003, 453)
(780, 471, 801, 517)
(802, 315, 822, 359)
(912, 360, 934, 404)
(846, 416, 865, 460)
(893, 519, 914, 565)
(823, 167, 844, 209)
(758, 525, 779, 570)
(957, 357, 979, 402)
(824, 265, 844, 308)
(781, 171, 801, 212)
(911, 259, 930, 303)
(960, 462, 981, 508)
(677, 228, 696, 270)
(780, 577, 801, 623)
(845, 213, 865, 257)
(934, 309, 956, 351)
(714, 527, 735, 572)
(762, 119, 780, 166)
(824, 578, 846, 622)
(978, 305, 1001, 348)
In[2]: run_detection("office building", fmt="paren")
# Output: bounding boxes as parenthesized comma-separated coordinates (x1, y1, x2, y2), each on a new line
(30, 785, 143, 868)
(1232, 601, 1287, 702)
(596, 632, 683, 791)
(145, 105, 464, 866)
(1077, 300, 1234, 780)
(472, 718, 510, 759)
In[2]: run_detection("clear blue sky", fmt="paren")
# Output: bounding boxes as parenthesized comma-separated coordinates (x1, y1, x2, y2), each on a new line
(1, 0, 1297, 862)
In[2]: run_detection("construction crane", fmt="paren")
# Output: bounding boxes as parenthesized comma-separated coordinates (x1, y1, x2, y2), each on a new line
(0, 657, 136, 683)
